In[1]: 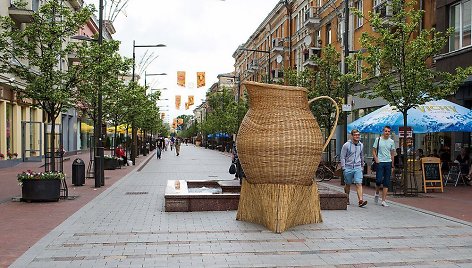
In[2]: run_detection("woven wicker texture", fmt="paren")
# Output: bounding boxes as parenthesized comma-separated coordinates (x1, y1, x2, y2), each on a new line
(237, 81, 324, 186)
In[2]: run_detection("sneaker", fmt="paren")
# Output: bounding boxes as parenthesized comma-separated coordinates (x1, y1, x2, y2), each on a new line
(381, 201, 389, 207)
(358, 200, 367, 207)
(374, 194, 379, 204)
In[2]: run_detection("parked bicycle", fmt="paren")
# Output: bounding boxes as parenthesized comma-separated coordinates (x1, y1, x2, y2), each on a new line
(315, 155, 341, 182)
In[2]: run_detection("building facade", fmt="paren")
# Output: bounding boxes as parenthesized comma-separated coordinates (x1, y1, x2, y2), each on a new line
(0, 0, 116, 167)
(232, 0, 470, 159)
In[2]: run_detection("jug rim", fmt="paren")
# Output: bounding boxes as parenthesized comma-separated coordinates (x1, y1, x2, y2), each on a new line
(242, 81, 308, 93)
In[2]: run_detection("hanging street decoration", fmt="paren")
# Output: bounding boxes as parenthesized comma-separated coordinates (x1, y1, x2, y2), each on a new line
(175, 95, 181, 109)
(197, 72, 205, 88)
(177, 71, 186, 87)
(188, 95, 194, 106)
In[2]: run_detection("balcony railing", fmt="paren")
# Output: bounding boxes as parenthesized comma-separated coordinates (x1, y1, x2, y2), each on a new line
(304, 6, 321, 29)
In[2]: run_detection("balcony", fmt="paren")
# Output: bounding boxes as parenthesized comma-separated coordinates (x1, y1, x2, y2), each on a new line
(270, 38, 284, 54)
(68, 0, 83, 10)
(303, 7, 321, 29)
(8, 6, 34, 23)
(302, 47, 321, 69)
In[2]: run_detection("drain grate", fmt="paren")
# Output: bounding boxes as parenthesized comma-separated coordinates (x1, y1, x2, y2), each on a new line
(125, 192, 149, 195)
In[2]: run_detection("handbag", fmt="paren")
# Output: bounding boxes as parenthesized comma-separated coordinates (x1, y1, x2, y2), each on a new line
(229, 163, 237, 174)
(371, 137, 380, 172)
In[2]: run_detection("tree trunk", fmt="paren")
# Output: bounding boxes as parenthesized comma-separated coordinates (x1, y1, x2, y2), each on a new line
(402, 111, 409, 195)
(49, 114, 56, 172)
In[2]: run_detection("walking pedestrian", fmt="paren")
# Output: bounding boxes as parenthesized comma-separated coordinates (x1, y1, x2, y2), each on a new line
(372, 126, 395, 207)
(164, 137, 169, 151)
(175, 138, 181, 156)
(340, 129, 367, 207)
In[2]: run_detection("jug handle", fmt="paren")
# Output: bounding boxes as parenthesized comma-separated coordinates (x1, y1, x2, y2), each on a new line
(308, 96, 340, 152)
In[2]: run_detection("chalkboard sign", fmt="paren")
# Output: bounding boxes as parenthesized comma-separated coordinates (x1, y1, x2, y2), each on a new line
(421, 157, 443, 193)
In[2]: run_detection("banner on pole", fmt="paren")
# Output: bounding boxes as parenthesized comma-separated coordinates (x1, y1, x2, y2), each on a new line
(177, 71, 186, 87)
(175, 95, 181, 109)
(197, 72, 205, 88)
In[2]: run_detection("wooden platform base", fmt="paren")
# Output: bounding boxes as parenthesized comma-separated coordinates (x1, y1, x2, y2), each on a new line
(236, 180, 322, 233)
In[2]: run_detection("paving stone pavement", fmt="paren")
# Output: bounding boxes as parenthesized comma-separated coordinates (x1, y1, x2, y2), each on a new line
(10, 145, 472, 268)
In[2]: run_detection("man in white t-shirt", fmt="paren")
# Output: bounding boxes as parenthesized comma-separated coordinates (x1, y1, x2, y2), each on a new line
(372, 125, 395, 207)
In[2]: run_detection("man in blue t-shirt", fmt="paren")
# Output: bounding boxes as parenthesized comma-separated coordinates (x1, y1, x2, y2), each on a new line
(372, 125, 395, 207)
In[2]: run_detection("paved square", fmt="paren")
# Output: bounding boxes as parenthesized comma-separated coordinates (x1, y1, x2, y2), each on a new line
(11, 146, 472, 267)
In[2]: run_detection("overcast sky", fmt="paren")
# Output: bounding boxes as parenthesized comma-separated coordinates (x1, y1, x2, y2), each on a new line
(97, 0, 279, 124)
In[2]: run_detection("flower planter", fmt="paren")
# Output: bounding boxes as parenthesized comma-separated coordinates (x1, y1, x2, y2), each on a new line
(21, 179, 61, 202)
(104, 158, 117, 170)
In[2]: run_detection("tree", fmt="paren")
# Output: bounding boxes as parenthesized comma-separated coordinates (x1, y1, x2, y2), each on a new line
(0, 0, 93, 171)
(283, 45, 355, 162)
(202, 86, 247, 136)
(73, 39, 132, 150)
(355, 0, 472, 194)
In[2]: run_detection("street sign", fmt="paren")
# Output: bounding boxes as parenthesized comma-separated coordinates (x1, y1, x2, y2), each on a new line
(342, 104, 352, 112)
(399, 126, 413, 138)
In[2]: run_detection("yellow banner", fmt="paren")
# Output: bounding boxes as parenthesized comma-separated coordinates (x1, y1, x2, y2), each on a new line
(197, 72, 205, 88)
(188, 95, 194, 105)
(175, 95, 181, 109)
(177, 71, 186, 87)
(184, 102, 189, 110)
(177, 118, 184, 125)
(161, 112, 165, 119)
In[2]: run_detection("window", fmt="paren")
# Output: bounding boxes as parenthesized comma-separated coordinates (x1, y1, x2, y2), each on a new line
(355, 0, 364, 28)
(326, 23, 332, 44)
(449, 0, 472, 51)
(315, 30, 321, 46)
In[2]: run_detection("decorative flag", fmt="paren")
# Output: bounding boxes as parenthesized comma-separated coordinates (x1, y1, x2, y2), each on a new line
(197, 72, 205, 88)
(177, 71, 186, 87)
(175, 95, 181, 109)
(188, 95, 194, 106)
(172, 118, 177, 129)
(177, 118, 184, 125)
(185, 102, 189, 110)
(161, 112, 165, 119)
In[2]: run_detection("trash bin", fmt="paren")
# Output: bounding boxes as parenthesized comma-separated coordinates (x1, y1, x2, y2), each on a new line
(72, 158, 85, 186)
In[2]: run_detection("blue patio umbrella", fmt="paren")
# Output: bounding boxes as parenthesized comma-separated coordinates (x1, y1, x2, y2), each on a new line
(348, 99, 472, 134)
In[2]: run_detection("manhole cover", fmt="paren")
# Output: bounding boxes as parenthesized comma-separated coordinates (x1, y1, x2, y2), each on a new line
(125, 192, 149, 195)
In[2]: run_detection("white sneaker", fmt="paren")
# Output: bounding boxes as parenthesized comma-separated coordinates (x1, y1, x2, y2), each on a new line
(374, 195, 379, 204)
(381, 201, 389, 207)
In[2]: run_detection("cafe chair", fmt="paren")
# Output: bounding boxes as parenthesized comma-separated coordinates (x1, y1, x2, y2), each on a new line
(444, 163, 467, 187)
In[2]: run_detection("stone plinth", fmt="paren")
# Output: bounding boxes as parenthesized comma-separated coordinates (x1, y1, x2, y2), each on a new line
(164, 180, 347, 212)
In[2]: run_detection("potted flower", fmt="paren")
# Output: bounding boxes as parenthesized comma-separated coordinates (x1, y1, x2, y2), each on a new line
(103, 155, 119, 170)
(18, 170, 64, 202)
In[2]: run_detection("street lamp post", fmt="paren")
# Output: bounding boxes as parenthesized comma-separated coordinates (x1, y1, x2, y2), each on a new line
(130, 41, 166, 165)
(238, 48, 271, 83)
(95, 0, 104, 187)
(144, 72, 167, 89)
(343, 0, 350, 146)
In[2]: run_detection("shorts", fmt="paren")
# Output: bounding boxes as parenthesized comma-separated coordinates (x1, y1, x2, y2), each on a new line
(376, 162, 392, 187)
(343, 168, 363, 184)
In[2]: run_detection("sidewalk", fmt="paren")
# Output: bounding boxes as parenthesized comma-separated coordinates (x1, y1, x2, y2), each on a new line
(324, 176, 472, 223)
(0, 150, 154, 268)
(8, 145, 472, 267)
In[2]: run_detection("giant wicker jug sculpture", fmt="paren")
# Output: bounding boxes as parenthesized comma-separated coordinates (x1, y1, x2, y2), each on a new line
(236, 81, 339, 233)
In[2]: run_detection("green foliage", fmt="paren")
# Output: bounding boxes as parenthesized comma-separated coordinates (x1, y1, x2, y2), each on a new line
(73, 39, 132, 127)
(353, 0, 472, 194)
(17, 171, 65, 185)
(0, 0, 94, 171)
(355, 0, 472, 111)
(283, 45, 354, 131)
(0, 0, 94, 121)
(202, 86, 247, 135)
